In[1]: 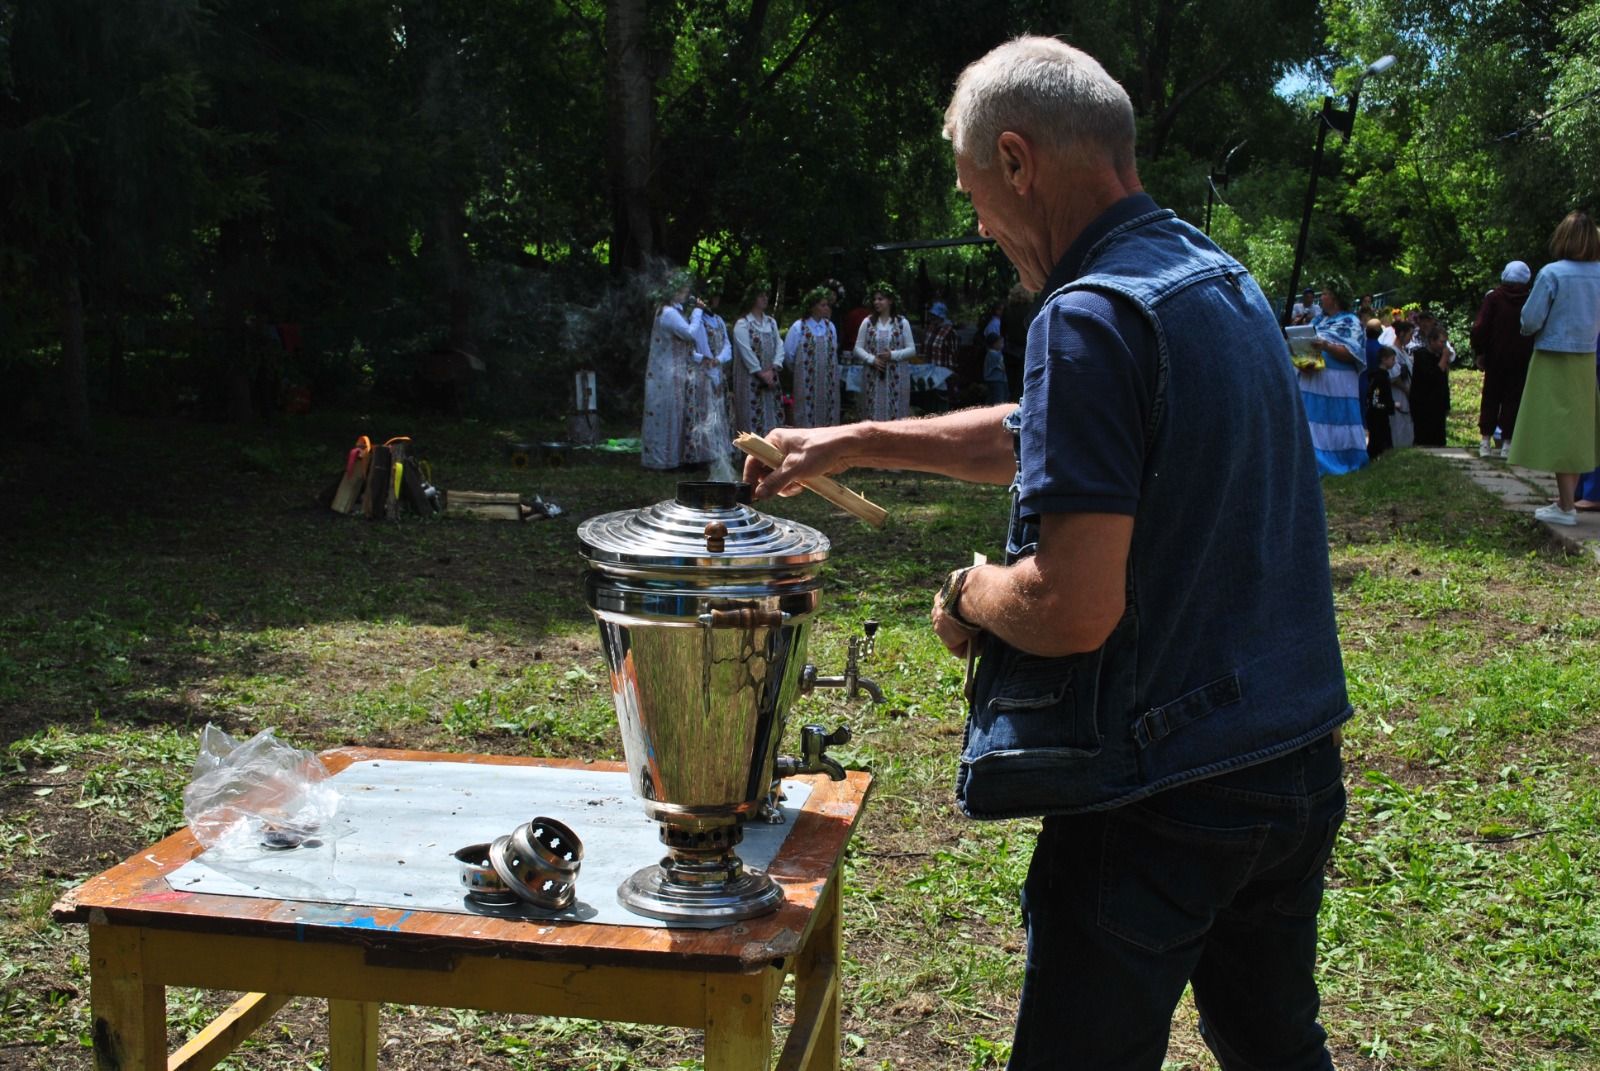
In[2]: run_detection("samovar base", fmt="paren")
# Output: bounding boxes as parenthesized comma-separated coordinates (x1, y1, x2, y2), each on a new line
(618, 863, 785, 923)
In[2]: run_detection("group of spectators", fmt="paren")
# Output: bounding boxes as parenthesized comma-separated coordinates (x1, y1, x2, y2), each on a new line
(1293, 209, 1600, 501)
(641, 276, 1015, 471)
(1293, 288, 1456, 475)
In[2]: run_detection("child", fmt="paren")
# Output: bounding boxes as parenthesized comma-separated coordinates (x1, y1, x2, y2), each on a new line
(1366, 346, 1397, 458)
(983, 331, 1009, 405)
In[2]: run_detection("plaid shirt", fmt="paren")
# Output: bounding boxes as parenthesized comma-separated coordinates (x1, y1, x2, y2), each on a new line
(923, 322, 958, 368)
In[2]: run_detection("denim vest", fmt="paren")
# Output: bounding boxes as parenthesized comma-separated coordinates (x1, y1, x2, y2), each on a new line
(956, 209, 1352, 819)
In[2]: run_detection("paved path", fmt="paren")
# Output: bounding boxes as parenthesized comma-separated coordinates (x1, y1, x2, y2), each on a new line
(1425, 446, 1600, 559)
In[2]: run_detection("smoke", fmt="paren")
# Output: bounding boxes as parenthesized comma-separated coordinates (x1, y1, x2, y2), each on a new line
(690, 385, 738, 482)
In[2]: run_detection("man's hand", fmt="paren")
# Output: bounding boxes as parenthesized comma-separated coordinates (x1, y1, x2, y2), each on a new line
(741, 426, 862, 498)
(932, 579, 980, 657)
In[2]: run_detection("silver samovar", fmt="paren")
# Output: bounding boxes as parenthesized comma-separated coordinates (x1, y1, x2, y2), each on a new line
(578, 481, 872, 923)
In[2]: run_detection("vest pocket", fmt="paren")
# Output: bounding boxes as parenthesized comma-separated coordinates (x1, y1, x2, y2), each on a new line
(990, 654, 1076, 710)
(978, 650, 1102, 752)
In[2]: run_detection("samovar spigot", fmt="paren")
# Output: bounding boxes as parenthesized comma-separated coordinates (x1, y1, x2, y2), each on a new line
(776, 724, 853, 781)
(801, 620, 885, 704)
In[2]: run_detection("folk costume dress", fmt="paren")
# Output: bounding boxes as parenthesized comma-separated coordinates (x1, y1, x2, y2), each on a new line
(853, 314, 917, 421)
(1298, 310, 1369, 475)
(687, 312, 735, 465)
(642, 302, 705, 470)
(785, 316, 841, 427)
(732, 312, 783, 436)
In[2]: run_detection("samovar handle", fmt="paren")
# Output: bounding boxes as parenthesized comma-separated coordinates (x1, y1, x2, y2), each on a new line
(699, 608, 789, 630)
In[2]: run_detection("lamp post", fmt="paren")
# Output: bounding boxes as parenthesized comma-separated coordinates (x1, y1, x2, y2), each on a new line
(1282, 55, 1396, 324)
(1203, 139, 1247, 236)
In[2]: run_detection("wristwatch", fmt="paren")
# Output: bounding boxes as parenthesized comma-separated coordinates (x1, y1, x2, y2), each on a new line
(937, 566, 980, 631)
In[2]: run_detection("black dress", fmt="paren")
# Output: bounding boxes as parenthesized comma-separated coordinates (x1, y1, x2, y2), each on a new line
(1409, 343, 1450, 446)
(1367, 372, 1395, 458)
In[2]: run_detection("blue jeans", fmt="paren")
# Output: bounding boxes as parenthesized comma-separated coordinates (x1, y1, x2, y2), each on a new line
(1009, 735, 1345, 1071)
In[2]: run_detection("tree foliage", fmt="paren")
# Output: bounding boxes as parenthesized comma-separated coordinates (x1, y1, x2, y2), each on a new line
(2, 0, 1596, 438)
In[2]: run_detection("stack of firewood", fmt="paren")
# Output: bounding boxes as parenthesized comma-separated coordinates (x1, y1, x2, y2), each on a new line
(327, 436, 440, 519)
(322, 437, 558, 521)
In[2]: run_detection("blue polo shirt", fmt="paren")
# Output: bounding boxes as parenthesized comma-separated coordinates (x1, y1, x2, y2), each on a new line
(1012, 194, 1160, 528)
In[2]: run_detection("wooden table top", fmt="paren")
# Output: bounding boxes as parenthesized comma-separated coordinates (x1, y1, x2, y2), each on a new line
(52, 747, 872, 973)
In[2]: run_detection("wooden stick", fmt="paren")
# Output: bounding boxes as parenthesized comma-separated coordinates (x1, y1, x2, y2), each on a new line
(733, 433, 888, 529)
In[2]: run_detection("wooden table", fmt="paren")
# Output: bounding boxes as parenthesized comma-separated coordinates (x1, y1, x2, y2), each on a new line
(52, 747, 872, 1071)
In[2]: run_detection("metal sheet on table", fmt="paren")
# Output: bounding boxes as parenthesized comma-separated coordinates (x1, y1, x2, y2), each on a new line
(166, 759, 812, 929)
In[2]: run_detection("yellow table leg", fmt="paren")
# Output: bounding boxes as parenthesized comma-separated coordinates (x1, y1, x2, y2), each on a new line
(89, 924, 168, 1071)
(328, 999, 379, 1071)
(791, 876, 843, 1071)
(705, 969, 778, 1071)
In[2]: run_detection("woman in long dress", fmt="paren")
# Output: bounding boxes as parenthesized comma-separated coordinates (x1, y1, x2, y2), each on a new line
(641, 277, 706, 470)
(853, 284, 917, 421)
(1408, 325, 1452, 446)
(732, 281, 783, 437)
(1508, 210, 1600, 524)
(1298, 285, 1368, 476)
(785, 287, 840, 427)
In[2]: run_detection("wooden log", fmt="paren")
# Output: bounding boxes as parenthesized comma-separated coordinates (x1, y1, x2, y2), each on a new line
(363, 446, 391, 521)
(330, 438, 372, 515)
(445, 491, 523, 506)
(442, 490, 523, 521)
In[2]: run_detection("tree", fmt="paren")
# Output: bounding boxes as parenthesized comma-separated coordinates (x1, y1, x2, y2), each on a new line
(0, 0, 215, 442)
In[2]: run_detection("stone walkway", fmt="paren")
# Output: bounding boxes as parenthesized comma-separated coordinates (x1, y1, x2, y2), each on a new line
(1425, 446, 1600, 560)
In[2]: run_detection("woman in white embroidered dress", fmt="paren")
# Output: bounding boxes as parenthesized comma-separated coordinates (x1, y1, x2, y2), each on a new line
(853, 283, 917, 421)
(641, 275, 706, 470)
(784, 287, 840, 427)
(732, 281, 783, 436)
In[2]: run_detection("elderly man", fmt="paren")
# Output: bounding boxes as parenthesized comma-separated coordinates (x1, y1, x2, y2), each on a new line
(744, 36, 1350, 1071)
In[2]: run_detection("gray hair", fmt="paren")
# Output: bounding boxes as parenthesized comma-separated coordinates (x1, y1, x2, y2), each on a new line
(943, 37, 1136, 171)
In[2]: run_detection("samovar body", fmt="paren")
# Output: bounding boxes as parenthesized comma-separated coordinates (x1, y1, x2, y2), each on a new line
(578, 481, 830, 923)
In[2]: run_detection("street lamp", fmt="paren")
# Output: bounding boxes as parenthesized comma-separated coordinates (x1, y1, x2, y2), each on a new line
(1203, 139, 1247, 236)
(1281, 54, 1397, 323)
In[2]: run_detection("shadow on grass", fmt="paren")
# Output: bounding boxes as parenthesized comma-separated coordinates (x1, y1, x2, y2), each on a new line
(0, 412, 1005, 747)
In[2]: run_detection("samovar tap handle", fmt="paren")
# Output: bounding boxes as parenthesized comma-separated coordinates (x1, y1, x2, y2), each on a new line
(775, 724, 852, 781)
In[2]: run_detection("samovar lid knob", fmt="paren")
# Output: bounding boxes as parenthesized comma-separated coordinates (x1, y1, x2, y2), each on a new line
(704, 520, 728, 553)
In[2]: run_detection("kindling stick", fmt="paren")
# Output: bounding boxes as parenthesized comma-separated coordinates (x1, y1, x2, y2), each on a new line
(733, 433, 888, 529)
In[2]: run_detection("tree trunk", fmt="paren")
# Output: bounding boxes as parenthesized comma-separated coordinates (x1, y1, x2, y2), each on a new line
(106, 311, 126, 415)
(414, 12, 476, 355)
(431, 201, 475, 354)
(56, 263, 91, 444)
(605, 0, 656, 272)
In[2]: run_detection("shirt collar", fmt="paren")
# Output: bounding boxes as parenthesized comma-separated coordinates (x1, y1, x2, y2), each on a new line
(1038, 193, 1161, 299)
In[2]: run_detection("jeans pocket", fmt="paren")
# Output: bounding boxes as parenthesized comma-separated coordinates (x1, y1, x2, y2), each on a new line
(1099, 803, 1269, 953)
(1274, 804, 1346, 917)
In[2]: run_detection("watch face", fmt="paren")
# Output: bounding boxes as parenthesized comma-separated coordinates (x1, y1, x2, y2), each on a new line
(938, 571, 959, 609)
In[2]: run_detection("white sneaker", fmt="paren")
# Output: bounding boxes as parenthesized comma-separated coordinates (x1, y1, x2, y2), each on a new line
(1500, 442, 1511, 459)
(1534, 503, 1578, 526)
(1479, 439, 1494, 458)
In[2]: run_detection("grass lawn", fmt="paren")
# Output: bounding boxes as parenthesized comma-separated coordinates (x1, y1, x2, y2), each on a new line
(2, 371, 1596, 1070)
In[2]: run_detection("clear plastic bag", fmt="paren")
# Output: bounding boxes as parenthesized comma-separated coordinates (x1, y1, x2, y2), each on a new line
(183, 724, 341, 851)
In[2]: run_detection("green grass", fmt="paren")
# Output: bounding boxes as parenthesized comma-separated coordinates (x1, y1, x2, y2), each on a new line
(1, 382, 1597, 1069)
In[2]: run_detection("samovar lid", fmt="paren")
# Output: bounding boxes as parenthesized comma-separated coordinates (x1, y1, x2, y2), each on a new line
(578, 481, 829, 573)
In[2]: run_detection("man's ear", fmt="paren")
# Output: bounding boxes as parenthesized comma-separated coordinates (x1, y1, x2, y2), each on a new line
(995, 131, 1033, 194)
